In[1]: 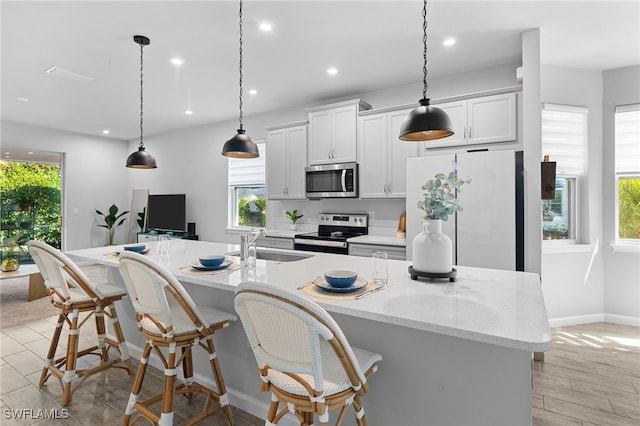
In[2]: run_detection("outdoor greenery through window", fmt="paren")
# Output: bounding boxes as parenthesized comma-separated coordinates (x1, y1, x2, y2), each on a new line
(228, 142, 266, 228)
(1, 157, 62, 263)
(615, 105, 640, 241)
(541, 103, 587, 241)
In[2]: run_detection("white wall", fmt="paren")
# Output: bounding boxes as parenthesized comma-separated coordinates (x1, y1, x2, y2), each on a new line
(1, 121, 129, 250)
(602, 65, 640, 325)
(539, 65, 606, 325)
(128, 62, 522, 244)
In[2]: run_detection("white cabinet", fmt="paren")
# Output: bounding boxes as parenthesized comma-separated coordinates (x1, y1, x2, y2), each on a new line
(266, 122, 307, 200)
(421, 92, 517, 151)
(306, 99, 370, 165)
(359, 108, 418, 198)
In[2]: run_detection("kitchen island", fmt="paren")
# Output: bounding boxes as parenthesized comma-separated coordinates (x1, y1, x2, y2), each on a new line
(66, 239, 550, 426)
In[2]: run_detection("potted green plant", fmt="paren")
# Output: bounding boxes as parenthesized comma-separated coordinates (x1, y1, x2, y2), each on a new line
(285, 210, 303, 231)
(95, 204, 129, 245)
(414, 169, 470, 273)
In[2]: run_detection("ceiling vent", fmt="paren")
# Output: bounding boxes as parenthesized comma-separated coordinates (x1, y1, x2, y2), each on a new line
(45, 66, 94, 83)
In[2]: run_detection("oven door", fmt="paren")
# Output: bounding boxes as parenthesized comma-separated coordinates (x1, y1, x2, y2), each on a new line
(305, 163, 357, 198)
(294, 238, 348, 255)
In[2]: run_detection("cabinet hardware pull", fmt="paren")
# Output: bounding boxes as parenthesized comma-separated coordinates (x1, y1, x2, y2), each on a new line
(468, 126, 472, 139)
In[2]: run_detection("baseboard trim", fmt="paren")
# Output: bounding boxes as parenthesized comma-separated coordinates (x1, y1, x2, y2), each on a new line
(548, 314, 605, 327)
(603, 314, 640, 327)
(124, 341, 298, 426)
(548, 313, 640, 328)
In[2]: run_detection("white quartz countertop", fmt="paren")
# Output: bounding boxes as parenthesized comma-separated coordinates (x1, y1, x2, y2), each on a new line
(66, 240, 551, 352)
(347, 235, 406, 247)
(263, 229, 297, 238)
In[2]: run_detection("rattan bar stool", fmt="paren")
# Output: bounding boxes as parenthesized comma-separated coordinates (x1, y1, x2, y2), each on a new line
(118, 251, 236, 426)
(28, 241, 134, 405)
(234, 281, 382, 426)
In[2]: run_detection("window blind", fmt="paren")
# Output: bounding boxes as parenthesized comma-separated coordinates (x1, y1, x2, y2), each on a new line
(615, 104, 640, 175)
(228, 142, 266, 186)
(542, 103, 588, 175)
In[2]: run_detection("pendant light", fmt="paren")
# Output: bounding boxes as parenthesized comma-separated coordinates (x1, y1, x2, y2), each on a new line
(126, 35, 157, 169)
(399, 0, 454, 142)
(221, 0, 259, 158)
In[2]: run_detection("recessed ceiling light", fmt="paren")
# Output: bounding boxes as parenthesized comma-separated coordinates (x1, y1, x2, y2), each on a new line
(258, 21, 273, 32)
(17, 97, 29, 102)
(28, 151, 33, 155)
(443, 38, 456, 47)
(327, 67, 338, 76)
(102, 129, 110, 135)
(185, 109, 193, 115)
(170, 57, 185, 66)
(248, 89, 258, 95)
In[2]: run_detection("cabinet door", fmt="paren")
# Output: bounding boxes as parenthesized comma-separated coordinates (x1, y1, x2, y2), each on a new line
(266, 129, 287, 199)
(358, 114, 388, 198)
(388, 109, 419, 197)
(308, 111, 332, 165)
(467, 93, 516, 145)
(286, 126, 308, 199)
(331, 104, 358, 163)
(421, 100, 467, 152)
(456, 150, 515, 270)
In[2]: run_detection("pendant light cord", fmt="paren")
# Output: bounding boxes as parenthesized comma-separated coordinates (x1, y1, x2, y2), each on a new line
(422, 0, 428, 100)
(238, 0, 244, 131)
(139, 41, 145, 148)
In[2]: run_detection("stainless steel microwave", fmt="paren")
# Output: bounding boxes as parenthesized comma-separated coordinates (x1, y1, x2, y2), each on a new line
(305, 162, 358, 199)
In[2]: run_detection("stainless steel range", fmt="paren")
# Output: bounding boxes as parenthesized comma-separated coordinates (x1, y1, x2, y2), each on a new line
(294, 213, 368, 255)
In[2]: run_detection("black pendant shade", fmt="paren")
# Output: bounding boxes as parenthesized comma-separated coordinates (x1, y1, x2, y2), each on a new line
(126, 146, 157, 168)
(222, 129, 259, 158)
(399, 98, 454, 141)
(126, 35, 157, 169)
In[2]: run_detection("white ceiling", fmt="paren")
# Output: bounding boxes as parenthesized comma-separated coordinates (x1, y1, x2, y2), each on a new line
(1, 0, 639, 142)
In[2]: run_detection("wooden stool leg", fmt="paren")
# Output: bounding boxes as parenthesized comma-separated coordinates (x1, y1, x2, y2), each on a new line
(159, 343, 178, 425)
(108, 303, 134, 375)
(267, 394, 279, 424)
(123, 342, 152, 426)
(181, 346, 195, 401)
(94, 306, 108, 361)
(204, 336, 234, 424)
(40, 312, 65, 386)
(61, 309, 80, 405)
(352, 396, 367, 426)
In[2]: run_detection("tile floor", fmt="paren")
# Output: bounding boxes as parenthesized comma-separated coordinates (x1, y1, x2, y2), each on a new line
(0, 314, 263, 426)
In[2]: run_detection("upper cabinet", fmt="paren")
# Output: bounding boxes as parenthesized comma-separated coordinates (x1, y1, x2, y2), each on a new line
(421, 92, 517, 152)
(266, 122, 308, 200)
(306, 99, 371, 165)
(358, 107, 418, 198)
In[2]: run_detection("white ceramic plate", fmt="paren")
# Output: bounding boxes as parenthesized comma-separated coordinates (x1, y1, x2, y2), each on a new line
(312, 276, 368, 293)
(190, 260, 232, 271)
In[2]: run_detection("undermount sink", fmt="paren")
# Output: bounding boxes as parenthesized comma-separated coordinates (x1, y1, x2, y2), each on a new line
(226, 249, 313, 263)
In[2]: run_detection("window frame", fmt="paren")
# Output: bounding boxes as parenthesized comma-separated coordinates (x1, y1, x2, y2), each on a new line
(227, 141, 266, 230)
(541, 103, 588, 245)
(614, 104, 640, 244)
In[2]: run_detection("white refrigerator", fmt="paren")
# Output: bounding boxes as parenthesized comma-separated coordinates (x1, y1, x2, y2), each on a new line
(406, 149, 523, 271)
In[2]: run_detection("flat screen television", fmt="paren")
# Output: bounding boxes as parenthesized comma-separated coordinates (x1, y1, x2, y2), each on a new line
(146, 194, 186, 233)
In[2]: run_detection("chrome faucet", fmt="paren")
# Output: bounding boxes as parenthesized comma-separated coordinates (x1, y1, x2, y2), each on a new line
(240, 228, 266, 267)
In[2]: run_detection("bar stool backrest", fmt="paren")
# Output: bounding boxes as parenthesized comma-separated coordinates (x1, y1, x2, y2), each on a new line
(234, 281, 368, 395)
(28, 241, 98, 303)
(118, 251, 208, 336)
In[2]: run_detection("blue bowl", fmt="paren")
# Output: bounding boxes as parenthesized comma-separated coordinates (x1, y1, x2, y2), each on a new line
(124, 245, 146, 253)
(199, 255, 226, 267)
(324, 270, 358, 288)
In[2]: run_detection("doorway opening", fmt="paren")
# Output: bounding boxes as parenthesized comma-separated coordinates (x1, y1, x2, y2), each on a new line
(0, 148, 63, 264)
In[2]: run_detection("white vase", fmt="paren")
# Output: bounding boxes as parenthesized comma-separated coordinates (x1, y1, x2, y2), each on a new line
(289, 224, 298, 231)
(412, 220, 453, 273)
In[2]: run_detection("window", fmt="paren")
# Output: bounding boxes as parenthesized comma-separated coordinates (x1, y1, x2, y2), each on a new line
(615, 105, 640, 242)
(541, 103, 588, 241)
(228, 142, 266, 228)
